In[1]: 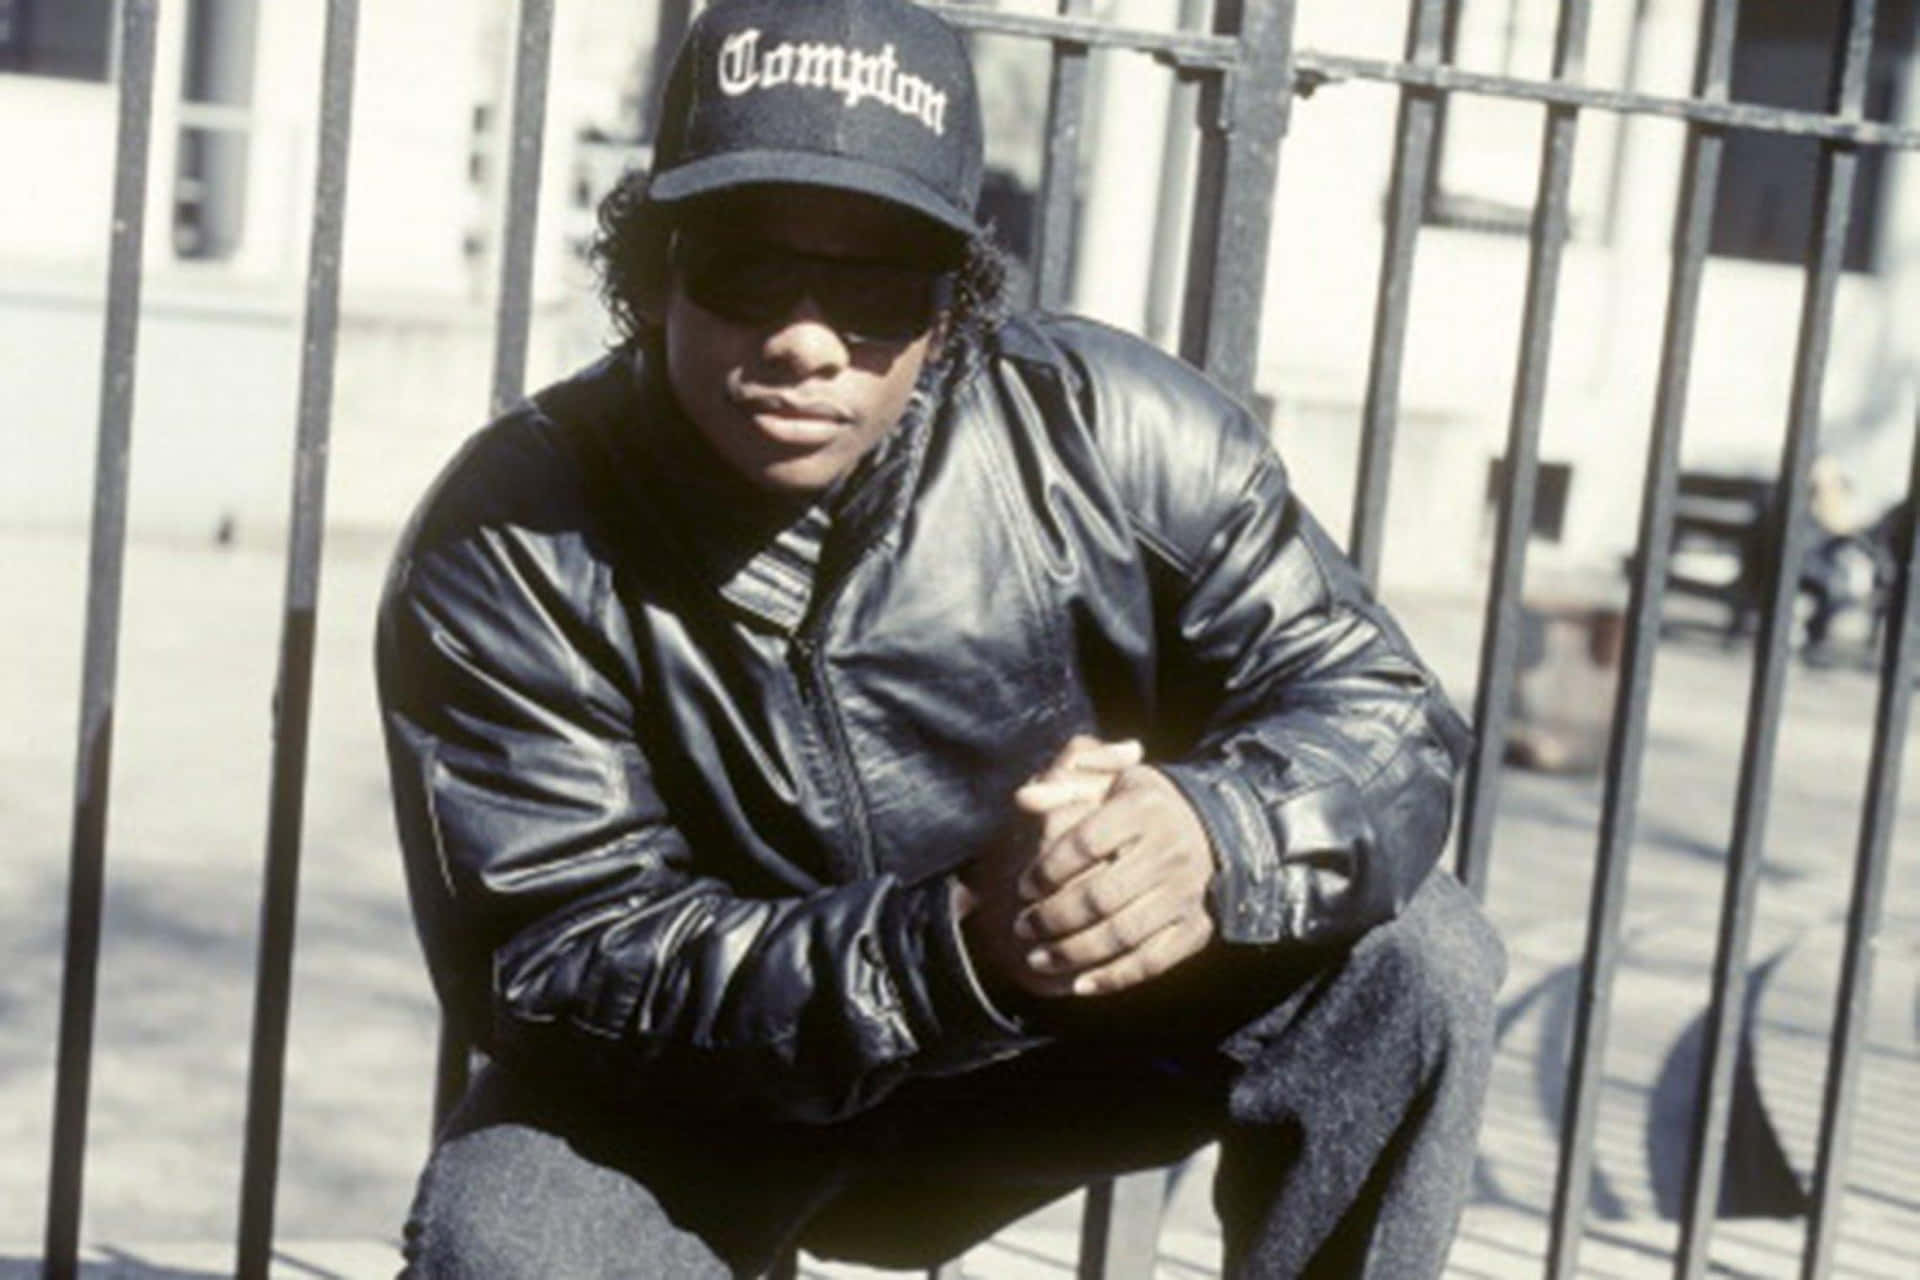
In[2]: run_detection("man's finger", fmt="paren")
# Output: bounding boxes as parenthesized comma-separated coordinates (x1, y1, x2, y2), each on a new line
(1021, 875, 1213, 974)
(1039, 735, 1142, 780)
(1018, 814, 1138, 901)
(1013, 774, 1110, 814)
(1054, 777, 1174, 854)
(1018, 779, 1172, 899)
(1022, 887, 1188, 974)
(1017, 828, 1214, 950)
(1014, 738, 1140, 821)
(1015, 839, 1188, 941)
(1061, 914, 1215, 997)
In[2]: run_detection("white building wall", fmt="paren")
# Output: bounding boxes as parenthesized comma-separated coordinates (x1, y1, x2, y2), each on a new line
(0, 0, 659, 538)
(0, 74, 116, 270)
(338, 0, 497, 301)
(1, 0, 1913, 569)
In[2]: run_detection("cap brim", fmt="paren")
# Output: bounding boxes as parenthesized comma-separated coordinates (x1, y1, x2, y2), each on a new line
(648, 149, 978, 236)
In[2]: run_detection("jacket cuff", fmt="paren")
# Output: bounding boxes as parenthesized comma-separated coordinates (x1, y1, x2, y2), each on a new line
(1160, 759, 1374, 945)
(887, 876, 1047, 1077)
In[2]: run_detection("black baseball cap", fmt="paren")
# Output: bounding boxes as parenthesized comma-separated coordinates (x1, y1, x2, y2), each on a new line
(647, 0, 985, 236)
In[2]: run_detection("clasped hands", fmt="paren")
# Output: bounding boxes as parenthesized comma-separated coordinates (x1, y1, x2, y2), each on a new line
(955, 735, 1216, 1001)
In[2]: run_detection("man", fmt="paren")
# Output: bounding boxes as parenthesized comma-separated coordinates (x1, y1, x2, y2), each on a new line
(377, 0, 1505, 1274)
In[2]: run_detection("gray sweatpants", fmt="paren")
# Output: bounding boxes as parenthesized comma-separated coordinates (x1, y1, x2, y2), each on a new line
(402, 869, 1505, 1279)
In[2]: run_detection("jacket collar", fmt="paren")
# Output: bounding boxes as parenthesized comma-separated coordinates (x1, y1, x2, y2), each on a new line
(607, 346, 945, 635)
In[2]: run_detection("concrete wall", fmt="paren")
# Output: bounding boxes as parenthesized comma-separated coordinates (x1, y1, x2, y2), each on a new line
(0, 275, 602, 540)
(0, 276, 297, 535)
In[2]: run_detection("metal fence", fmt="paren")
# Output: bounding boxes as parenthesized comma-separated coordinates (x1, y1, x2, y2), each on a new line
(37, 0, 1920, 1278)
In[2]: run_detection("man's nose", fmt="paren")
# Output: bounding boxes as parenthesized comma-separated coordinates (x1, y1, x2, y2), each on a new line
(758, 295, 849, 377)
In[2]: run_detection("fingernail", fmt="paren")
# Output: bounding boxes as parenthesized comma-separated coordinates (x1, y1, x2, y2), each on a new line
(1072, 974, 1098, 996)
(1025, 948, 1050, 971)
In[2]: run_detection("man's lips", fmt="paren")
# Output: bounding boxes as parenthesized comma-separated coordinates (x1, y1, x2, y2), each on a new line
(732, 393, 852, 445)
(733, 393, 849, 422)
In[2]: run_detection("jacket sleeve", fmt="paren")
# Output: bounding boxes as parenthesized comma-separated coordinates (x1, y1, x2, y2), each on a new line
(375, 426, 1038, 1125)
(1059, 322, 1473, 949)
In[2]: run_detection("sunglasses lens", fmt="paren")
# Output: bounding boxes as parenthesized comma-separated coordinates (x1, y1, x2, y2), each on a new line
(819, 267, 939, 343)
(676, 236, 941, 343)
(679, 243, 807, 326)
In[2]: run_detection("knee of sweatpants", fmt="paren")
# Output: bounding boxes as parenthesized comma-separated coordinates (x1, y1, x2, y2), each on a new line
(1221, 870, 1505, 1132)
(403, 1126, 546, 1278)
(401, 1119, 731, 1280)
(1356, 869, 1506, 1076)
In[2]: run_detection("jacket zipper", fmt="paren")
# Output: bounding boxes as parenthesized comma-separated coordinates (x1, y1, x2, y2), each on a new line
(791, 627, 877, 878)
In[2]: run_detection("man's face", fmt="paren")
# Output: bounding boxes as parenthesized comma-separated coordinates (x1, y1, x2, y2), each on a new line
(663, 186, 949, 495)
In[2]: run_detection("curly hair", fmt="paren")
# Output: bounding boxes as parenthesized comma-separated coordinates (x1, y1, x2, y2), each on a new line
(587, 169, 1017, 373)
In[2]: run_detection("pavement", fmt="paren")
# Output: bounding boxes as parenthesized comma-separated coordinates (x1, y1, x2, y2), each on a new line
(0, 527, 1914, 1278)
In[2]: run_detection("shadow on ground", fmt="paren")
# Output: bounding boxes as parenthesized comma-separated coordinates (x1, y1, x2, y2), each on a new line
(0, 1254, 219, 1279)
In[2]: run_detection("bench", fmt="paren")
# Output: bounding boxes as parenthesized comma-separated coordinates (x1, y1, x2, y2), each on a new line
(1649, 472, 1906, 654)
(1658, 470, 1780, 642)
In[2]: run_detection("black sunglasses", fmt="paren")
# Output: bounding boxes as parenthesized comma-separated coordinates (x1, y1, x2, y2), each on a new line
(671, 233, 951, 345)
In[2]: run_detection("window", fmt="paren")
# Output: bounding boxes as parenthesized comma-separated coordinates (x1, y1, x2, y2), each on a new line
(1425, 0, 1558, 234)
(1422, 0, 1643, 239)
(0, 0, 115, 81)
(172, 0, 257, 262)
(1425, 0, 1916, 263)
(1709, 0, 1915, 272)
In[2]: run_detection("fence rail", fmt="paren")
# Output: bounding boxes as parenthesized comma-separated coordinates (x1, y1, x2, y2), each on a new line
(1293, 51, 1920, 146)
(38, 1, 1920, 1277)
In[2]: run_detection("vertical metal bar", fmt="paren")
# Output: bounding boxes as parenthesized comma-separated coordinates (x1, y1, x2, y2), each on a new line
(639, 0, 694, 142)
(1077, 1168, 1165, 1280)
(232, 2, 360, 1275)
(1179, 0, 1296, 399)
(1176, 71, 1229, 371)
(1674, 4, 1880, 1276)
(1598, 0, 1654, 246)
(1544, 5, 1740, 1275)
(1455, 0, 1593, 900)
(1347, 0, 1449, 587)
(1143, 0, 1210, 348)
(436, 0, 557, 1120)
(432, 1011, 473, 1134)
(42, 4, 158, 1276)
(1800, 413, 1920, 1279)
(1033, 1, 1090, 311)
(489, 0, 556, 417)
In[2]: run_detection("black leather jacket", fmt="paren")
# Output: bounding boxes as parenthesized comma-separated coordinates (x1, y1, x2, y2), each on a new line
(376, 313, 1471, 1123)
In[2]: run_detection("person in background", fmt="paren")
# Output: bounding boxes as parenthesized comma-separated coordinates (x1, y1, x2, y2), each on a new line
(1801, 454, 1881, 656)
